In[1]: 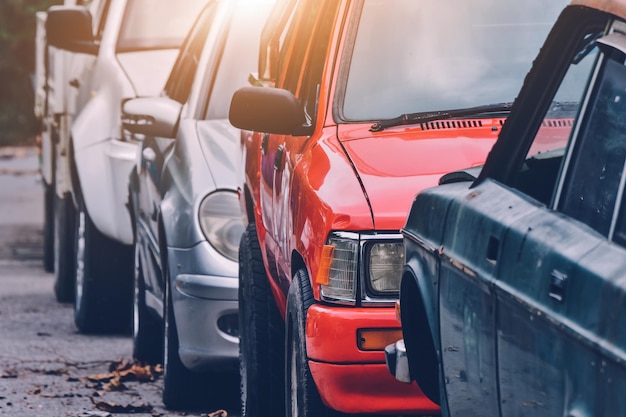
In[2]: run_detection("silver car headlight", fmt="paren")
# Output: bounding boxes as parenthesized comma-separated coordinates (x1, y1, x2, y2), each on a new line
(318, 232, 403, 305)
(198, 191, 244, 262)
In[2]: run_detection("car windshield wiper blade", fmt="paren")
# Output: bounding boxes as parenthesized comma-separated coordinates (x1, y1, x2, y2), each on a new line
(370, 102, 514, 132)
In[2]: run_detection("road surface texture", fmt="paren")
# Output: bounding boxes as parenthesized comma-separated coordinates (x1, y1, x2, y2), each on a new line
(0, 147, 237, 417)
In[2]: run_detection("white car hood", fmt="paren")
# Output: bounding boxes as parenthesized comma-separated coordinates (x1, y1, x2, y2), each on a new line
(117, 49, 179, 97)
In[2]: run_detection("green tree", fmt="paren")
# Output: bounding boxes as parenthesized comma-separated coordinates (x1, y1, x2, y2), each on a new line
(0, 0, 61, 146)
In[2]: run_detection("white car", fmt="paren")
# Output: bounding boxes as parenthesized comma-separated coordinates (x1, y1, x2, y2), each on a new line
(43, 0, 204, 333)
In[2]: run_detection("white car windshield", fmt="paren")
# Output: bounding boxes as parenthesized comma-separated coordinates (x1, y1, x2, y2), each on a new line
(341, 0, 568, 121)
(117, 0, 206, 51)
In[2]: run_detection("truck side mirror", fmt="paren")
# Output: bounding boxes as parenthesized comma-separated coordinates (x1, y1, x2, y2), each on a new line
(229, 87, 306, 136)
(46, 6, 99, 55)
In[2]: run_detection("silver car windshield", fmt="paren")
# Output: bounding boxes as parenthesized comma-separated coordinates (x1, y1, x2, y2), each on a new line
(117, 0, 206, 52)
(341, 0, 568, 121)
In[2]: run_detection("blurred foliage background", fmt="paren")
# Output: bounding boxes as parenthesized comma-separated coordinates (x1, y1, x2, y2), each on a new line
(0, 0, 61, 146)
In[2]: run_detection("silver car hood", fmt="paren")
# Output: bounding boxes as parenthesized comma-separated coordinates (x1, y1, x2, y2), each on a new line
(117, 49, 179, 97)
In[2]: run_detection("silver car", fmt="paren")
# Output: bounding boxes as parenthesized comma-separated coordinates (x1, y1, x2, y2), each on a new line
(124, 0, 273, 409)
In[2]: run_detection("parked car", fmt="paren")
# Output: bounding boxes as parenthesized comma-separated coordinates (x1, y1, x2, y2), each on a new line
(386, 0, 626, 415)
(123, 0, 274, 409)
(228, 0, 567, 415)
(42, 0, 204, 332)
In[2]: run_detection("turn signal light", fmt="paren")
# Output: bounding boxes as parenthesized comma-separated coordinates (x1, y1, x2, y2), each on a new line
(316, 245, 335, 285)
(357, 328, 403, 351)
(395, 300, 401, 324)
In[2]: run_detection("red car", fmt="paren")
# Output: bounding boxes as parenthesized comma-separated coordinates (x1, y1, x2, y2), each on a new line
(229, 0, 567, 415)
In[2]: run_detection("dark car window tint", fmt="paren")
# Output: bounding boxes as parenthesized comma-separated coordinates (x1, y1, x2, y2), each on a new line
(298, 0, 338, 124)
(512, 36, 600, 205)
(164, 3, 216, 104)
(560, 56, 626, 236)
(280, 0, 323, 94)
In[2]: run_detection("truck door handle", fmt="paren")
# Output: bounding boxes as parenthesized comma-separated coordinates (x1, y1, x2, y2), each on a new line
(142, 148, 156, 163)
(486, 235, 499, 264)
(549, 270, 568, 302)
(274, 145, 284, 170)
(261, 133, 269, 156)
(150, 202, 158, 222)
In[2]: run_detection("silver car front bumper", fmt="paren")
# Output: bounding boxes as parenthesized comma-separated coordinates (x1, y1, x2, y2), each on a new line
(168, 242, 239, 372)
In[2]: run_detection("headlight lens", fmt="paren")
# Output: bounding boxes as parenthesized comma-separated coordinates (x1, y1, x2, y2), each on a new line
(319, 233, 403, 304)
(320, 234, 359, 304)
(198, 191, 244, 262)
(367, 242, 403, 294)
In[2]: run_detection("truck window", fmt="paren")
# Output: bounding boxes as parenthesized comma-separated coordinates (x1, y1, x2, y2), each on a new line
(559, 48, 626, 237)
(279, 0, 324, 94)
(513, 33, 601, 205)
(298, 0, 338, 124)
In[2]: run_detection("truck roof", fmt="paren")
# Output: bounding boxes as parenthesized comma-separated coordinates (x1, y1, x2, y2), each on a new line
(572, 0, 626, 18)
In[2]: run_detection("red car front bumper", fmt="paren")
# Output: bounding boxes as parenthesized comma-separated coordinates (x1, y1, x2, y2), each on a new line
(306, 304, 440, 414)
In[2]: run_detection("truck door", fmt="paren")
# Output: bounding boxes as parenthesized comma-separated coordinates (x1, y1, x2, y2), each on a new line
(437, 181, 517, 417)
(268, 0, 337, 283)
(496, 31, 626, 416)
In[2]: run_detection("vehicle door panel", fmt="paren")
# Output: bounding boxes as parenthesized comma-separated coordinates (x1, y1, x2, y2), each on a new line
(438, 179, 534, 417)
(138, 135, 174, 295)
(495, 198, 603, 417)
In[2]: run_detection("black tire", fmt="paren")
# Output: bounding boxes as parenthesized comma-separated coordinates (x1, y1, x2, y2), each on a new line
(239, 223, 285, 417)
(73, 200, 133, 334)
(43, 182, 55, 273)
(132, 243, 162, 365)
(53, 193, 76, 303)
(286, 268, 330, 417)
(400, 275, 440, 404)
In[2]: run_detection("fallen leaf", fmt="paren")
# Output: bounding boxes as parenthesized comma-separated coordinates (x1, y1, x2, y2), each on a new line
(77, 411, 112, 417)
(86, 359, 161, 384)
(103, 377, 127, 392)
(92, 400, 153, 414)
(0, 370, 18, 378)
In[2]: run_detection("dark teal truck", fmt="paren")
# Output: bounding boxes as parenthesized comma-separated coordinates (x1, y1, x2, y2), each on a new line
(386, 1, 626, 415)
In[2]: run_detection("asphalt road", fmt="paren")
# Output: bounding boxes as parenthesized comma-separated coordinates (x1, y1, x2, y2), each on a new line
(0, 147, 236, 417)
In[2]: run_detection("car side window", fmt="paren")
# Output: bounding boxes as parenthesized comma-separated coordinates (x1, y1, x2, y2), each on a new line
(92, 0, 111, 41)
(275, 0, 336, 129)
(509, 26, 626, 240)
(278, 0, 324, 94)
(298, 0, 338, 124)
(513, 25, 626, 240)
(558, 51, 626, 237)
(511, 31, 601, 206)
(163, 4, 215, 104)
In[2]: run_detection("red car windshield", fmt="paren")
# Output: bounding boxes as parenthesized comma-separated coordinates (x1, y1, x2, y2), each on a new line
(340, 0, 568, 121)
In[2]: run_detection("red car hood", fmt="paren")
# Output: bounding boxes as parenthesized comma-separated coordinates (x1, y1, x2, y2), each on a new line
(337, 122, 499, 230)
